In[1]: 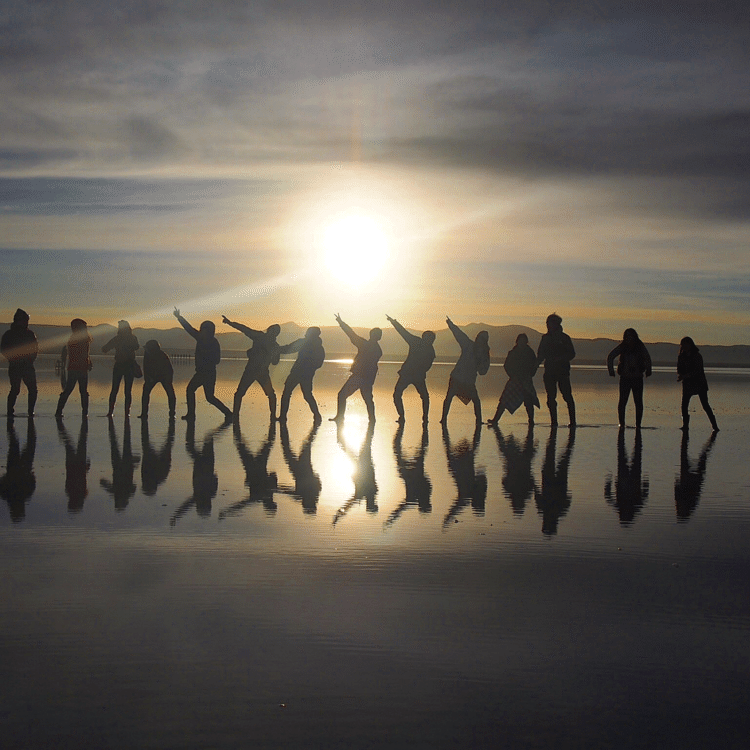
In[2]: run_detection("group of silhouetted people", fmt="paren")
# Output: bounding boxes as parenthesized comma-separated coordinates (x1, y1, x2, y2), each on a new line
(0, 309, 720, 433)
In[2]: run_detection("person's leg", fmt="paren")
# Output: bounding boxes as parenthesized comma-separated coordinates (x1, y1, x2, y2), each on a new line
(184, 372, 201, 420)
(79, 372, 89, 416)
(558, 374, 576, 426)
(698, 390, 719, 431)
(299, 375, 320, 420)
(22, 365, 37, 415)
(524, 395, 535, 424)
(543, 372, 558, 426)
(632, 377, 644, 428)
(123, 370, 134, 416)
(440, 380, 458, 424)
(56, 372, 75, 416)
(361, 382, 376, 422)
(415, 378, 430, 424)
(258, 373, 277, 420)
(233, 367, 255, 417)
(164, 380, 177, 417)
(204, 371, 232, 418)
(488, 399, 505, 425)
(680, 390, 691, 430)
(618, 377, 631, 426)
(393, 375, 408, 422)
(108, 364, 124, 416)
(279, 372, 300, 420)
(140, 379, 155, 418)
(332, 375, 359, 421)
(471, 388, 482, 424)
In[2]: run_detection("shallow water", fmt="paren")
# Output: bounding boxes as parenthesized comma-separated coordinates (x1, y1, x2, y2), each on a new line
(2, 360, 749, 749)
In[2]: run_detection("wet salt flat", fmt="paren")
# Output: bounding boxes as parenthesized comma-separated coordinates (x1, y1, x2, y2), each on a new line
(2, 358, 750, 749)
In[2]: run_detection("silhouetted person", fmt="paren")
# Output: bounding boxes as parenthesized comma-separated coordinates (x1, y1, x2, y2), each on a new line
(223, 316, 301, 421)
(56, 417, 90, 513)
(173, 308, 232, 422)
(139, 339, 176, 419)
(330, 314, 382, 423)
(440, 318, 490, 425)
(385, 422, 432, 528)
(677, 337, 719, 432)
(332, 421, 378, 526)
(535, 427, 575, 535)
(140, 417, 175, 497)
(219, 422, 279, 518)
(1, 308, 38, 418)
(279, 326, 325, 423)
(488, 333, 539, 426)
(172, 421, 230, 525)
(0, 419, 36, 521)
(441, 423, 486, 528)
(102, 319, 139, 417)
(607, 328, 652, 428)
(490, 423, 537, 516)
(56, 318, 92, 417)
(537, 313, 576, 427)
(674, 431, 716, 521)
(100, 417, 140, 511)
(386, 315, 436, 424)
(279, 421, 322, 514)
(604, 427, 649, 526)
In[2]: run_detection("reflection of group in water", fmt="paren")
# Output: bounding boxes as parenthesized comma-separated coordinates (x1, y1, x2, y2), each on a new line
(0, 308, 722, 432)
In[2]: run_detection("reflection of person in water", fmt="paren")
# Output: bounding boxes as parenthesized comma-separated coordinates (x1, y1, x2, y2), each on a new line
(385, 422, 432, 528)
(442, 423, 486, 528)
(537, 313, 576, 428)
(102, 320, 140, 418)
(56, 417, 90, 513)
(386, 315, 436, 424)
(675, 431, 716, 522)
(1, 308, 38, 418)
(677, 337, 719, 432)
(535, 427, 575, 535)
(173, 308, 233, 422)
(278, 421, 322, 514)
(139, 339, 176, 419)
(330, 314, 382, 423)
(279, 327, 325, 423)
(332, 422, 378, 526)
(140, 418, 175, 497)
(604, 427, 649, 526)
(56, 318, 92, 418)
(441, 318, 490, 426)
(171, 421, 230, 525)
(490, 423, 537, 516)
(0, 419, 36, 521)
(100, 417, 140, 511)
(219, 422, 278, 518)
(607, 328, 652, 428)
(488, 333, 539, 426)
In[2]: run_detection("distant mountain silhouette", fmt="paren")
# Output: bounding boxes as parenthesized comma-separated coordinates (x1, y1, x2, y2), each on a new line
(6, 322, 750, 367)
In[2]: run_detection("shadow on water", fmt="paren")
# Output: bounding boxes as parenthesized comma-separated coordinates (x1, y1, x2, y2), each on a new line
(490, 423, 537, 516)
(442, 423, 486, 529)
(675, 431, 717, 522)
(332, 421, 377, 526)
(171, 421, 230, 525)
(57, 417, 90, 513)
(0, 418, 36, 522)
(384, 423, 432, 529)
(218, 422, 278, 519)
(604, 427, 649, 526)
(535, 426, 575, 536)
(140, 417, 175, 497)
(278, 421, 322, 515)
(100, 417, 140, 511)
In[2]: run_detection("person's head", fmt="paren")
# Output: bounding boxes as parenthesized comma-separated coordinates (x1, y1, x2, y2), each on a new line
(305, 326, 321, 339)
(422, 330, 436, 345)
(623, 327, 639, 345)
(546, 313, 562, 332)
(144, 339, 162, 353)
(515, 333, 529, 346)
(13, 308, 29, 327)
(118, 319, 131, 334)
(475, 330, 489, 345)
(70, 318, 87, 331)
(266, 323, 281, 338)
(680, 336, 696, 353)
(369, 327, 383, 342)
(199, 320, 215, 337)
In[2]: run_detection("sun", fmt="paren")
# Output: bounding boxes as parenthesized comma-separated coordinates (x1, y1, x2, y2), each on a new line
(320, 212, 390, 288)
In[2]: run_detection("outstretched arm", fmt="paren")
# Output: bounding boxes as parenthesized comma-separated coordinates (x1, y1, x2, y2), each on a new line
(279, 338, 305, 355)
(446, 317, 471, 347)
(173, 308, 199, 340)
(335, 314, 364, 347)
(387, 315, 417, 344)
(222, 315, 261, 341)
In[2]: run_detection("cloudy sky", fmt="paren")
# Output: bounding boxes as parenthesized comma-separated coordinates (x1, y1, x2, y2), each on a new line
(2, 0, 748, 343)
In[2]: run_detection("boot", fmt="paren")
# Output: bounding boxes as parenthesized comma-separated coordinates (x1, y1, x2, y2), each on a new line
(680, 415, 690, 431)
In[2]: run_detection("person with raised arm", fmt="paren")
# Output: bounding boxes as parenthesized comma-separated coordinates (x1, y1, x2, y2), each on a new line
(173, 308, 232, 422)
(102, 320, 139, 418)
(386, 315, 436, 424)
(1, 308, 38, 419)
(222, 316, 302, 421)
(330, 314, 382, 423)
(55, 318, 92, 418)
(440, 317, 490, 426)
(279, 326, 325, 423)
(536, 313, 576, 428)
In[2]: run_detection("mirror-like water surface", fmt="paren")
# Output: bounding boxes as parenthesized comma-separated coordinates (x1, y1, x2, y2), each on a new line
(2, 360, 749, 748)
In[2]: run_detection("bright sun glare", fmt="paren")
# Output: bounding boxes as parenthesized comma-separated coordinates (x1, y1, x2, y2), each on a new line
(320, 213, 389, 288)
